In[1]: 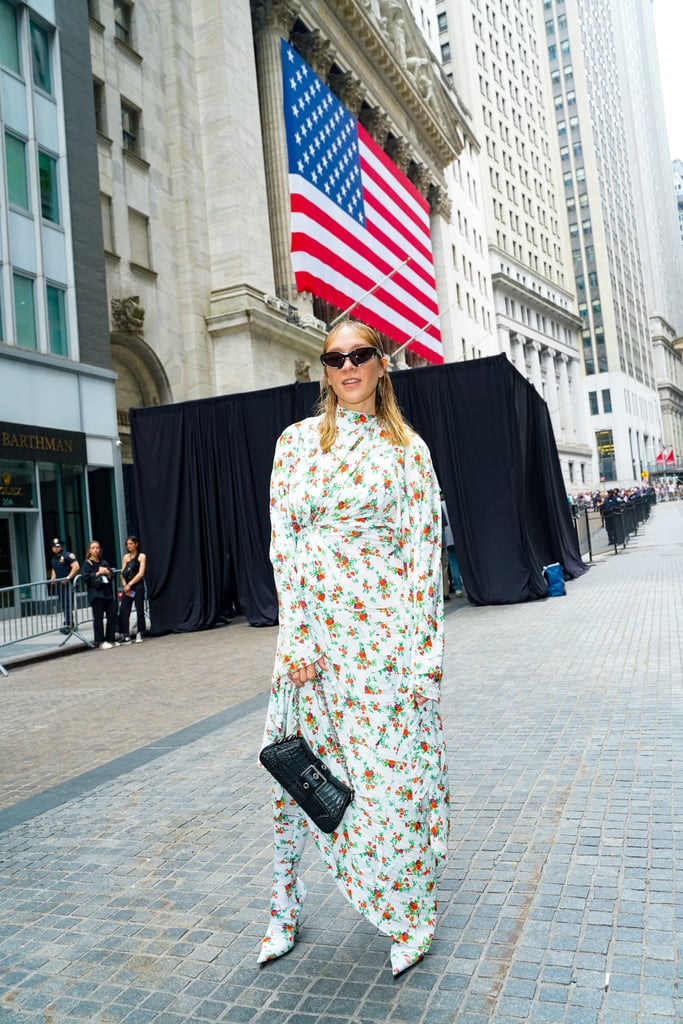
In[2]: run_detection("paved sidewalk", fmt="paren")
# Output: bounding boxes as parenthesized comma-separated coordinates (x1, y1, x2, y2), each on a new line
(1, 503, 682, 1024)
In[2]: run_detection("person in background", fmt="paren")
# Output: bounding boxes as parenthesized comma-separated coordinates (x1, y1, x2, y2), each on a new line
(440, 494, 463, 598)
(118, 536, 147, 644)
(81, 540, 118, 650)
(49, 538, 79, 634)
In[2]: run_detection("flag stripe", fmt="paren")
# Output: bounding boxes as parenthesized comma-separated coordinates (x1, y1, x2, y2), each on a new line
(290, 184, 440, 317)
(291, 235, 441, 350)
(293, 268, 442, 362)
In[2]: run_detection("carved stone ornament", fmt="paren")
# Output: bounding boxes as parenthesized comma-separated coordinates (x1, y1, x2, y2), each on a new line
(290, 28, 334, 79)
(328, 70, 364, 118)
(408, 162, 432, 198)
(380, 0, 407, 66)
(294, 358, 311, 382)
(385, 136, 412, 174)
(358, 0, 384, 26)
(111, 296, 145, 333)
(250, 0, 297, 34)
(405, 55, 434, 104)
(359, 106, 391, 147)
(428, 184, 452, 221)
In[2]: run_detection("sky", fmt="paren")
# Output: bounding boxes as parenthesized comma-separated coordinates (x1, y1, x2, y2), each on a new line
(652, 0, 683, 161)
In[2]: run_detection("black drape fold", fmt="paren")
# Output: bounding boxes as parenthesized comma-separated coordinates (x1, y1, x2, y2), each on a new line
(130, 356, 585, 633)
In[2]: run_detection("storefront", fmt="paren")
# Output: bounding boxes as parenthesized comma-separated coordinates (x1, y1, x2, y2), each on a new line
(0, 422, 120, 587)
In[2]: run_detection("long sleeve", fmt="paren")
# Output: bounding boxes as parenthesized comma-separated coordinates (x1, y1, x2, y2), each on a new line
(402, 437, 445, 701)
(270, 426, 323, 676)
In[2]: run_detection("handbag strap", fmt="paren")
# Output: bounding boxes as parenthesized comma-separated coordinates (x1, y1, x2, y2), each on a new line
(293, 678, 353, 788)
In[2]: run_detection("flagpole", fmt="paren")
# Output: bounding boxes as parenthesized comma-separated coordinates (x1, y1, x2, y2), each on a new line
(388, 301, 456, 366)
(327, 257, 411, 329)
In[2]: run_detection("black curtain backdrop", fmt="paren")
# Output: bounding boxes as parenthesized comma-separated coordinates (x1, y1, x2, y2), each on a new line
(130, 354, 586, 634)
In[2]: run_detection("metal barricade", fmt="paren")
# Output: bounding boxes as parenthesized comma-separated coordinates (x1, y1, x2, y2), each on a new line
(0, 577, 94, 676)
(573, 495, 657, 562)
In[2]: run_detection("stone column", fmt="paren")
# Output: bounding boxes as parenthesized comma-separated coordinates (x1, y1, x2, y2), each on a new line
(252, 0, 298, 302)
(428, 185, 457, 363)
(510, 332, 526, 376)
(543, 349, 561, 437)
(558, 354, 573, 440)
(529, 341, 543, 394)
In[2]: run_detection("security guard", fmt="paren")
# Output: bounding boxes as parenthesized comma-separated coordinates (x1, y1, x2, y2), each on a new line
(50, 538, 80, 633)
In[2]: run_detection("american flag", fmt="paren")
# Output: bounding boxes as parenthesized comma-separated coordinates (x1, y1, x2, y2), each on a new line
(281, 39, 443, 364)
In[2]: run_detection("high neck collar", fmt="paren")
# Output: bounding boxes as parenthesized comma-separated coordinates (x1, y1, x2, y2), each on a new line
(335, 405, 377, 430)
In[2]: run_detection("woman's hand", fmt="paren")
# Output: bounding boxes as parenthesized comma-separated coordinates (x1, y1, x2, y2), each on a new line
(415, 695, 428, 707)
(288, 655, 328, 687)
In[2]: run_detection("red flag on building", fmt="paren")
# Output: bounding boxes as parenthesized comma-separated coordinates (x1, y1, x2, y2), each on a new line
(656, 451, 664, 462)
(281, 39, 443, 364)
(666, 449, 675, 463)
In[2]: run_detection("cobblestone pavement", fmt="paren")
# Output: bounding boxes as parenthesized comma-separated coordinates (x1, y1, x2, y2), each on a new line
(1, 503, 682, 1024)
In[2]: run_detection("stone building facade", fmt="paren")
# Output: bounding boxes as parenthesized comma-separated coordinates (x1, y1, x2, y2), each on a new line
(89, 0, 474, 460)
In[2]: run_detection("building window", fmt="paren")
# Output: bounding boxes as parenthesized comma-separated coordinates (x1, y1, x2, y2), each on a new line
(30, 21, 52, 95)
(101, 193, 115, 252)
(121, 100, 140, 155)
(596, 429, 616, 481)
(47, 285, 68, 356)
(438, 11, 447, 32)
(0, 0, 20, 73)
(441, 42, 451, 62)
(129, 208, 151, 268)
(13, 274, 37, 349)
(588, 391, 598, 415)
(601, 388, 612, 413)
(38, 150, 60, 223)
(568, 461, 574, 483)
(114, 0, 133, 45)
(93, 79, 106, 135)
(5, 133, 29, 210)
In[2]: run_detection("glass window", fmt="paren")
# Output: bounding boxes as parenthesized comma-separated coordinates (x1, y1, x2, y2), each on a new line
(129, 208, 150, 267)
(441, 42, 451, 62)
(0, 0, 20, 73)
(93, 79, 106, 134)
(30, 21, 52, 95)
(39, 150, 60, 223)
(437, 11, 447, 32)
(121, 100, 140, 155)
(101, 193, 115, 252)
(13, 275, 37, 349)
(46, 285, 68, 356)
(114, 0, 133, 45)
(601, 388, 612, 413)
(5, 133, 29, 210)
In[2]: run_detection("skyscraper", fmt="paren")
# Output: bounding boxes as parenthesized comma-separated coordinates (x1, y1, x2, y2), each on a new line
(436, 0, 593, 487)
(544, 0, 681, 482)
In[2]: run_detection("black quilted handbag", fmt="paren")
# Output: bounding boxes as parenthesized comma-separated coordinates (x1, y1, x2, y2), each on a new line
(260, 683, 354, 834)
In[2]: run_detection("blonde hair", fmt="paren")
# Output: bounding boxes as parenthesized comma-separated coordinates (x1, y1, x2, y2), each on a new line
(316, 321, 412, 451)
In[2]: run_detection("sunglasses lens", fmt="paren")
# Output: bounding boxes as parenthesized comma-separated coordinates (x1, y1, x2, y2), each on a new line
(320, 348, 378, 369)
(349, 348, 377, 366)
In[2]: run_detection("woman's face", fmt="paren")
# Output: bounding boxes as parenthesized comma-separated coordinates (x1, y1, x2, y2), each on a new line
(88, 542, 101, 560)
(126, 539, 137, 553)
(323, 324, 386, 415)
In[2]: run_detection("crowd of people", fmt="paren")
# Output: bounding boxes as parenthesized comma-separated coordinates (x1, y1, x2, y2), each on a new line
(566, 483, 669, 516)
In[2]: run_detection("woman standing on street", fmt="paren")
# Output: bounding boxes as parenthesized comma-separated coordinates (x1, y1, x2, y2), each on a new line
(82, 540, 118, 650)
(258, 320, 449, 977)
(118, 536, 147, 643)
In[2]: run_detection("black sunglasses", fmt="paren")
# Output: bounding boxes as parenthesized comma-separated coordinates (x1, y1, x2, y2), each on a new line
(320, 347, 380, 370)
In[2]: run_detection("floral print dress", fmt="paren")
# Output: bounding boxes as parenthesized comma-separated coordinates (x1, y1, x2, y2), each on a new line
(262, 405, 449, 946)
